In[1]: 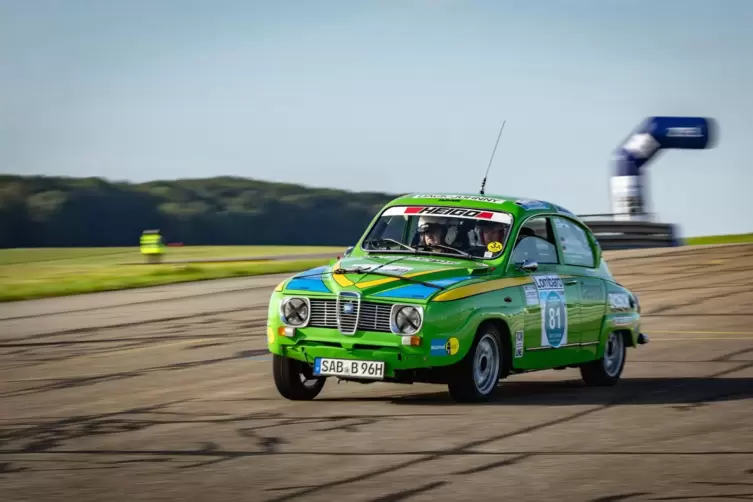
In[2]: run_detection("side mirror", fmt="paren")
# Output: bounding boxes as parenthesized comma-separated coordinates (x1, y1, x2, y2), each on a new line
(518, 259, 539, 273)
(343, 246, 354, 257)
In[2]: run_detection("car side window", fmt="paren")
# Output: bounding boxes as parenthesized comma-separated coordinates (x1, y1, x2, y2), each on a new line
(510, 216, 559, 265)
(552, 216, 596, 267)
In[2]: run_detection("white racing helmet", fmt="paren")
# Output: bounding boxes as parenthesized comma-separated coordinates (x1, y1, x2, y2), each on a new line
(417, 215, 449, 232)
(417, 216, 457, 244)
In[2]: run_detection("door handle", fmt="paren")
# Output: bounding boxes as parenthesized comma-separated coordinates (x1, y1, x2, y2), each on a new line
(565, 279, 579, 285)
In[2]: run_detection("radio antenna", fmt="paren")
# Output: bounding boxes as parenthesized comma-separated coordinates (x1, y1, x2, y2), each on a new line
(479, 119, 506, 195)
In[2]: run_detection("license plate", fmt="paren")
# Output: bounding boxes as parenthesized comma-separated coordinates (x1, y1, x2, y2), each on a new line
(313, 358, 385, 380)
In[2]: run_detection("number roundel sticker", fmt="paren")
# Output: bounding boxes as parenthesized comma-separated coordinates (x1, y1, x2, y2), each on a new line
(534, 274, 568, 348)
(544, 291, 566, 347)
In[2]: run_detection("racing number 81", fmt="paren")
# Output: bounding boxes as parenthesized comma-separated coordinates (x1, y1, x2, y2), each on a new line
(544, 291, 566, 346)
(548, 305, 561, 330)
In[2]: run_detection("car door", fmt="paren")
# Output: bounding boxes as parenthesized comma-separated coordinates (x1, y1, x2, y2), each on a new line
(507, 215, 583, 370)
(550, 215, 604, 362)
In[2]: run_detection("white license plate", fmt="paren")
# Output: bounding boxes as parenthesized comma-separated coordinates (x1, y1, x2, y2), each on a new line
(313, 358, 385, 380)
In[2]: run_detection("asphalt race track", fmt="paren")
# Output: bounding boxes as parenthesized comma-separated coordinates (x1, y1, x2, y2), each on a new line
(2, 245, 752, 501)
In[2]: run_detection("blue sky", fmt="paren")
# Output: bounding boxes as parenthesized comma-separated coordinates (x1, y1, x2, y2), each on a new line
(1, 0, 751, 237)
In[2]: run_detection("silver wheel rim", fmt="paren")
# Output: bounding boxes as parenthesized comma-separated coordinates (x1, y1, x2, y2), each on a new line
(299, 373, 320, 388)
(603, 332, 625, 377)
(473, 333, 500, 395)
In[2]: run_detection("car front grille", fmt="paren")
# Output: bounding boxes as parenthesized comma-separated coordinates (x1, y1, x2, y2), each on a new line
(308, 295, 393, 334)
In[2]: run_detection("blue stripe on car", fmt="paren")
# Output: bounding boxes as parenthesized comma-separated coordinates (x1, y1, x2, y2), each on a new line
(373, 277, 471, 299)
(285, 266, 332, 293)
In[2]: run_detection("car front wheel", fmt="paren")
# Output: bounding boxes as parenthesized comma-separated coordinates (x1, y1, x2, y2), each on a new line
(447, 326, 503, 403)
(580, 331, 626, 386)
(273, 354, 326, 400)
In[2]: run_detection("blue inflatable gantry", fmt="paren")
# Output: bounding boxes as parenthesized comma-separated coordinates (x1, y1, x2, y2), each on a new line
(611, 116, 718, 221)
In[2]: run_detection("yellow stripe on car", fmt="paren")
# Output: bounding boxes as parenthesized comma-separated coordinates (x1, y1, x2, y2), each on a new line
(331, 260, 355, 287)
(355, 268, 455, 289)
(432, 276, 533, 302)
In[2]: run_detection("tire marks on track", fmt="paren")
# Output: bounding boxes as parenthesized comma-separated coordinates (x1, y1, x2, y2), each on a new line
(2, 244, 753, 501)
(0, 284, 275, 322)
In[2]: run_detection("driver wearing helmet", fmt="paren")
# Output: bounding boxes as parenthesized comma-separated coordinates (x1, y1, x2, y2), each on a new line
(417, 216, 448, 246)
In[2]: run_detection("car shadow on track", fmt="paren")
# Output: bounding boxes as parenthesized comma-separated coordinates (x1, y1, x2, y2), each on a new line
(316, 376, 753, 407)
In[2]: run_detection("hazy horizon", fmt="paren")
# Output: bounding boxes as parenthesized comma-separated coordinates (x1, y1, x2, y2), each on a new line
(2, 0, 751, 237)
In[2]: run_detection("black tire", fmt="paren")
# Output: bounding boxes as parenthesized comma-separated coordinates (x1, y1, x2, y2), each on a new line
(273, 354, 326, 400)
(447, 324, 504, 403)
(580, 331, 626, 386)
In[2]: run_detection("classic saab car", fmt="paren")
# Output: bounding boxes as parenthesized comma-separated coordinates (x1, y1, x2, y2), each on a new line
(266, 192, 647, 402)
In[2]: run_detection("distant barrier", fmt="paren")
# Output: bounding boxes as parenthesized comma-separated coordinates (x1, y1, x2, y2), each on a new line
(577, 213, 680, 250)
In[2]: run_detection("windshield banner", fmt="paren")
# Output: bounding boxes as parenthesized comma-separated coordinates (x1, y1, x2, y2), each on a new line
(382, 206, 513, 224)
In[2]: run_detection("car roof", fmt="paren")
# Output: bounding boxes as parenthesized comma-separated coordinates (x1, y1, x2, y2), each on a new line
(383, 192, 578, 220)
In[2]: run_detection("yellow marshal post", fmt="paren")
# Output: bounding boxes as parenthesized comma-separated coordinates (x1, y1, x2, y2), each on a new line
(140, 229, 164, 264)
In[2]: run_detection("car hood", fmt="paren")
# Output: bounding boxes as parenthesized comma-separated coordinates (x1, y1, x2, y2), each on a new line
(281, 253, 490, 301)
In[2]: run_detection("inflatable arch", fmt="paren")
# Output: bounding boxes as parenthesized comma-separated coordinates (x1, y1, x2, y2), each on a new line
(611, 116, 717, 221)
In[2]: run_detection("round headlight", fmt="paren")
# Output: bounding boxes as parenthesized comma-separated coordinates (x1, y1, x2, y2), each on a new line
(280, 297, 309, 326)
(391, 305, 423, 335)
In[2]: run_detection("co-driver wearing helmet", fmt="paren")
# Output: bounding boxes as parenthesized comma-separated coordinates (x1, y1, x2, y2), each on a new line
(476, 220, 506, 247)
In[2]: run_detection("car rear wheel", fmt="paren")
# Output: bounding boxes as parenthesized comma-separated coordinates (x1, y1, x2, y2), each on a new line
(580, 331, 626, 386)
(273, 354, 326, 400)
(447, 325, 503, 403)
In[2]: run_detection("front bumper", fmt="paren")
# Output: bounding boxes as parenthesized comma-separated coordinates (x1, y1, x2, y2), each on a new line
(267, 325, 462, 378)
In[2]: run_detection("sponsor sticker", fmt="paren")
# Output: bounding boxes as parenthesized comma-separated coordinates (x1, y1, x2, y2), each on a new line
(402, 256, 457, 265)
(487, 241, 503, 253)
(412, 194, 506, 204)
(350, 263, 413, 275)
(515, 330, 524, 358)
(608, 293, 631, 311)
(554, 204, 575, 216)
(382, 206, 512, 224)
(523, 284, 539, 306)
(430, 337, 460, 356)
(430, 339, 447, 356)
(533, 275, 568, 348)
(515, 199, 550, 211)
(612, 315, 634, 327)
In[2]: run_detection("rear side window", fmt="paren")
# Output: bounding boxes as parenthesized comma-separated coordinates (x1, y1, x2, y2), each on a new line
(552, 217, 595, 267)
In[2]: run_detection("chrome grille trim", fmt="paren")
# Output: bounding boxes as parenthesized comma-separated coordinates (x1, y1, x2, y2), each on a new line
(336, 291, 361, 335)
(308, 298, 394, 333)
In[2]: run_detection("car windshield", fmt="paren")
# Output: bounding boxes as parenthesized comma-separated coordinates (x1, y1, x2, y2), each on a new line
(360, 205, 513, 259)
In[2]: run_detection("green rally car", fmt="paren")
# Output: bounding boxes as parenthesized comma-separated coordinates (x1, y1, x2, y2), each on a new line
(267, 192, 648, 402)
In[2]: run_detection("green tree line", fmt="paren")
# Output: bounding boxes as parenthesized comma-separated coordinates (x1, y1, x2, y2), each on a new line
(0, 175, 397, 248)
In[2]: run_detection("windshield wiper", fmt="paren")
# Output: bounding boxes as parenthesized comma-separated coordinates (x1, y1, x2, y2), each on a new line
(333, 267, 445, 289)
(365, 241, 480, 262)
(415, 243, 476, 259)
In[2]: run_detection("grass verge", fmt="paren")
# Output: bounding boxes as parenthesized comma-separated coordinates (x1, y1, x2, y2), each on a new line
(0, 245, 344, 266)
(684, 233, 753, 246)
(0, 258, 329, 302)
